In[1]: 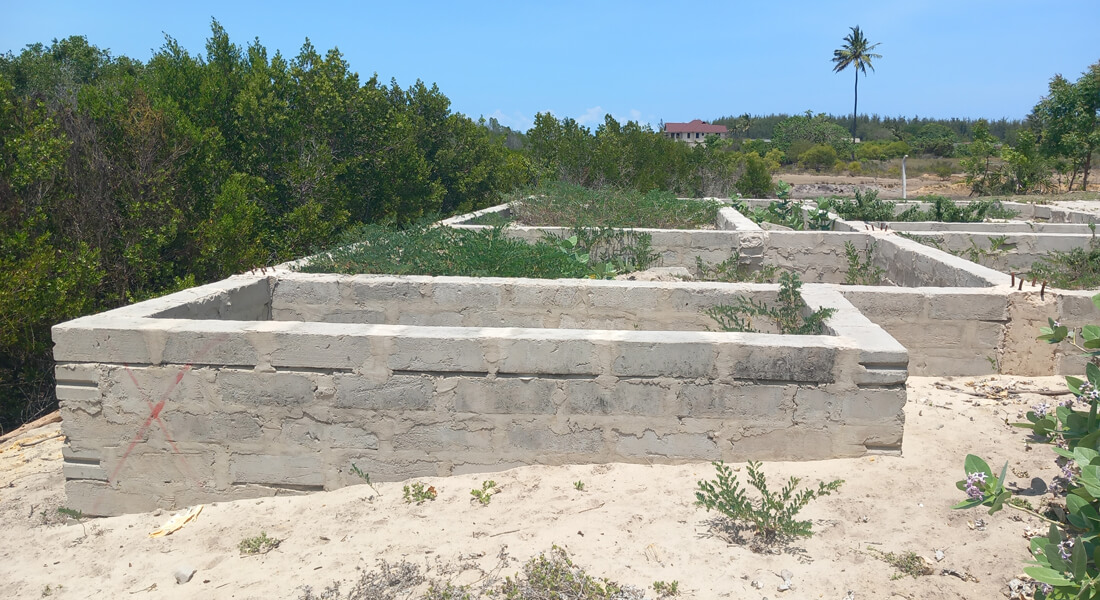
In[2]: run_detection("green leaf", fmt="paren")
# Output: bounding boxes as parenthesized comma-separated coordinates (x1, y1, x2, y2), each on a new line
(1088, 363, 1100, 390)
(964, 455, 993, 479)
(1092, 293, 1100, 312)
(1024, 566, 1074, 586)
(1083, 325, 1100, 341)
(1079, 431, 1100, 453)
(1072, 540, 1087, 581)
(952, 498, 984, 510)
(1069, 376, 1086, 396)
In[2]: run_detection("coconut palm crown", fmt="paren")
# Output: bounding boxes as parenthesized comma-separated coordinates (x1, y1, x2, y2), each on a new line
(832, 26, 882, 154)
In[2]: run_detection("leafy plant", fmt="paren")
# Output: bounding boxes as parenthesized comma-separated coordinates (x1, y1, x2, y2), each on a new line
(470, 480, 498, 506)
(1030, 239, 1100, 290)
(574, 481, 586, 491)
(735, 153, 774, 198)
(350, 463, 382, 496)
(651, 580, 680, 597)
(696, 461, 843, 548)
(705, 272, 836, 335)
(239, 531, 281, 555)
(896, 196, 1018, 222)
(748, 198, 805, 230)
(843, 241, 885, 285)
(831, 188, 896, 222)
(694, 253, 777, 284)
(955, 294, 1100, 598)
(403, 482, 438, 505)
(806, 198, 835, 230)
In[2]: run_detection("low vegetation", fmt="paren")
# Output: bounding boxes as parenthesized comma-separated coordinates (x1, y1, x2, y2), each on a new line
(705, 272, 836, 335)
(696, 460, 843, 551)
(239, 532, 281, 555)
(298, 545, 655, 600)
(1030, 240, 1100, 290)
(507, 181, 722, 229)
(298, 223, 658, 280)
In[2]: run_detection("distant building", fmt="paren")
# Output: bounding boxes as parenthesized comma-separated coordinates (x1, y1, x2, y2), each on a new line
(663, 120, 729, 146)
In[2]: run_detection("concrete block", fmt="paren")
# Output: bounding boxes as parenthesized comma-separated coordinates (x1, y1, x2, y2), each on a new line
(611, 340, 715, 378)
(229, 454, 324, 486)
(393, 423, 492, 452)
(453, 378, 557, 414)
(506, 422, 605, 454)
(614, 430, 720, 459)
(160, 411, 263, 443)
(566, 379, 669, 416)
(388, 335, 487, 372)
(335, 374, 434, 411)
(219, 370, 314, 407)
(495, 337, 602, 375)
(927, 292, 1009, 321)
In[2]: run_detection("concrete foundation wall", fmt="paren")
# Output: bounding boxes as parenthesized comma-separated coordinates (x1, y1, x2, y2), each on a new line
(894, 231, 1095, 274)
(53, 274, 907, 515)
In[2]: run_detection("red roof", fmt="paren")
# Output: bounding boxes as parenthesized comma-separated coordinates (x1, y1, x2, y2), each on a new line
(664, 119, 727, 134)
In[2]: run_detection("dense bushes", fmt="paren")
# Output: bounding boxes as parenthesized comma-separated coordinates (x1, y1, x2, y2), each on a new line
(0, 25, 523, 430)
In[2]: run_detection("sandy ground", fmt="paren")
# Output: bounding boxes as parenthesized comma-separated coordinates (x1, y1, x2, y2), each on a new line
(0, 376, 1077, 599)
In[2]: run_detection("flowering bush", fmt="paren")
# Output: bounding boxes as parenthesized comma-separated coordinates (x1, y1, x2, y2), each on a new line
(955, 294, 1100, 598)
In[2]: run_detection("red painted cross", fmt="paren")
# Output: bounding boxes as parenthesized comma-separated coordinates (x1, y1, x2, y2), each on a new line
(94, 335, 228, 513)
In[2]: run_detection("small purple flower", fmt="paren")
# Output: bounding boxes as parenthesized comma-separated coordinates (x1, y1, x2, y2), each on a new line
(1040, 583, 1053, 595)
(1062, 460, 1078, 483)
(1053, 320, 1063, 328)
(1059, 538, 1074, 560)
(965, 472, 987, 500)
(1033, 402, 1051, 418)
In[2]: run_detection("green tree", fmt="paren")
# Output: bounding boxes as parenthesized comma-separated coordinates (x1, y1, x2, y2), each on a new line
(772, 111, 853, 159)
(1031, 62, 1100, 191)
(831, 26, 882, 157)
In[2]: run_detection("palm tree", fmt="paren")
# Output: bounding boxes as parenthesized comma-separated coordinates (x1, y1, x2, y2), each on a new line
(832, 26, 882, 157)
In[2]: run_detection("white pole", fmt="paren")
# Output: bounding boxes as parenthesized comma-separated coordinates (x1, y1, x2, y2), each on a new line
(901, 155, 908, 200)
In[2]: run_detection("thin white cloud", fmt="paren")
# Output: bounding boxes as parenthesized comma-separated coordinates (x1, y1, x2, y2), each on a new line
(486, 109, 532, 131)
(575, 106, 605, 127)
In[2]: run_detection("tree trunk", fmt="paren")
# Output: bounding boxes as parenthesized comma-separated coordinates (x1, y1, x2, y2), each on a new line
(851, 70, 859, 161)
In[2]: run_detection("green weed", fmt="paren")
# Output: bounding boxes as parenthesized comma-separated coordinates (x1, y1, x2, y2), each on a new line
(705, 272, 836, 335)
(843, 241, 886, 285)
(403, 482, 438, 505)
(239, 531, 281, 555)
(696, 461, 843, 550)
(470, 480, 498, 506)
(350, 463, 382, 497)
(867, 548, 933, 579)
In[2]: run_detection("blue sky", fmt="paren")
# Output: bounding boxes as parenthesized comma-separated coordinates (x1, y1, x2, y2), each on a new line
(3, 1, 1098, 131)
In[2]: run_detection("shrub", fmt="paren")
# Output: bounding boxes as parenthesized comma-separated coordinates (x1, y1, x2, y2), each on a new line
(1030, 239, 1100, 290)
(930, 160, 954, 179)
(735, 153, 774, 198)
(799, 144, 838, 172)
(705, 271, 836, 335)
(696, 460, 843, 549)
(832, 188, 896, 222)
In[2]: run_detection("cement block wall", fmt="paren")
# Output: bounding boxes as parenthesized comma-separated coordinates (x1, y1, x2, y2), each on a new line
(53, 274, 908, 516)
(892, 231, 1095, 274)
